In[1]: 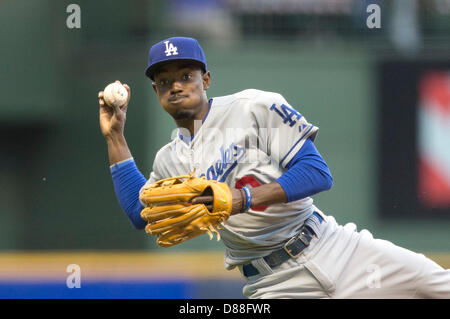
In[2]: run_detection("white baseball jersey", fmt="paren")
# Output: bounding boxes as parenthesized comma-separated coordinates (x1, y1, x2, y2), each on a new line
(143, 89, 319, 269)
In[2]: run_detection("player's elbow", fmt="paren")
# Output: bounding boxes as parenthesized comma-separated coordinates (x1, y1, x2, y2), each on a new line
(129, 215, 147, 230)
(133, 222, 146, 231)
(125, 204, 147, 230)
(311, 172, 332, 195)
(321, 169, 333, 191)
(324, 173, 333, 191)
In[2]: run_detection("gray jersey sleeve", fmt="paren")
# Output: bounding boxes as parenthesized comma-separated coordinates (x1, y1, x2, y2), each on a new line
(252, 91, 319, 168)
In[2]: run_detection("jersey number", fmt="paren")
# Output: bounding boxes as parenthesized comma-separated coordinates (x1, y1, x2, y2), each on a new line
(235, 176, 268, 212)
(270, 103, 302, 127)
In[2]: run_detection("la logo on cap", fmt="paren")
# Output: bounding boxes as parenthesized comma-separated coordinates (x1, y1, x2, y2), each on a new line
(164, 41, 178, 57)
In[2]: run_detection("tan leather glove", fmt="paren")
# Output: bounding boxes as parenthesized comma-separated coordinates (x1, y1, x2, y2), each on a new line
(140, 172, 232, 247)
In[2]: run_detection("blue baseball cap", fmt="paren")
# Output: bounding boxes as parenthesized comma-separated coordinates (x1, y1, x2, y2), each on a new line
(145, 37, 207, 80)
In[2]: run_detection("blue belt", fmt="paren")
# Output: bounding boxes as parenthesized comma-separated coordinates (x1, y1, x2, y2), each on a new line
(242, 212, 323, 277)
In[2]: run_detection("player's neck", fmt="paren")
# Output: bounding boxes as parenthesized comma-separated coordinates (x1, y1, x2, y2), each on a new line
(174, 100, 210, 137)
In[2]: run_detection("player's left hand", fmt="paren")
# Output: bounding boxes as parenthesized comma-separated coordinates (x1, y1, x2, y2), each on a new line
(140, 174, 234, 247)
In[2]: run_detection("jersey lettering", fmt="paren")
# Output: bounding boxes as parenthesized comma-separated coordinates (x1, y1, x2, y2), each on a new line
(200, 143, 245, 182)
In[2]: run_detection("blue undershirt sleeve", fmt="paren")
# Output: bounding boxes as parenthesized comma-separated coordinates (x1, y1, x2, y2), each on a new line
(110, 158, 147, 229)
(276, 138, 333, 203)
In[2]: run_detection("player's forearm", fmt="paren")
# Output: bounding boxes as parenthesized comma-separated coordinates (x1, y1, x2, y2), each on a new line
(110, 158, 147, 229)
(247, 140, 332, 209)
(248, 182, 287, 207)
(276, 139, 333, 202)
(105, 134, 132, 166)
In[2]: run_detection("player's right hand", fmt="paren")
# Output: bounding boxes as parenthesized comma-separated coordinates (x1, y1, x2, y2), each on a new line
(191, 188, 244, 215)
(98, 80, 131, 140)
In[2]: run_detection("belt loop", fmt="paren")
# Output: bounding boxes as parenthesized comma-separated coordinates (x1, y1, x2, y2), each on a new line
(305, 212, 324, 239)
(313, 209, 327, 223)
(251, 258, 273, 276)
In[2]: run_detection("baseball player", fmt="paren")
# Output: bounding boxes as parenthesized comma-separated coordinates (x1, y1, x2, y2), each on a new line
(98, 37, 450, 298)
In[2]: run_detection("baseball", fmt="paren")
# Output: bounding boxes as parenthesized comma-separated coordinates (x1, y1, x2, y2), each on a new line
(103, 82, 128, 108)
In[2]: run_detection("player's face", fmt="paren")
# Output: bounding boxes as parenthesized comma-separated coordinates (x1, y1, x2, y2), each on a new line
(152, 61, 210, 120)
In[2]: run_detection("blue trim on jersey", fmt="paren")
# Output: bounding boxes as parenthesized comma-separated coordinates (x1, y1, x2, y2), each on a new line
(179, 98, 213, 143)
(276, 138, 333, 202)
(204, 98, 213, 123)
(110, 159, 147, 229)
(280, 125, 314, 167)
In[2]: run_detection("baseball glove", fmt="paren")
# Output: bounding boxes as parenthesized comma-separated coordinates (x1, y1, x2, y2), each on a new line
(139, 172, 233, 247)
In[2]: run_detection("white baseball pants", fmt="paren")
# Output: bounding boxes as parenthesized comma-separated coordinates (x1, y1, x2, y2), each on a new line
(239, 215, 450, 298)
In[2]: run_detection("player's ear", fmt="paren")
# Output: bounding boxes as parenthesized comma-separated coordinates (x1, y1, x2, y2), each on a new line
(151, 82, 157, 93)
(202, 71, 211, 91)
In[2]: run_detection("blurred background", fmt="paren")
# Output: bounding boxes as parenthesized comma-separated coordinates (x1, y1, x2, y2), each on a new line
(0, 0, 449, 298)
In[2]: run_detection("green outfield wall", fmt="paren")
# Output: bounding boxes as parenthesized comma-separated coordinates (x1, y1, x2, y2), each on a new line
(0, 1, 448, 253)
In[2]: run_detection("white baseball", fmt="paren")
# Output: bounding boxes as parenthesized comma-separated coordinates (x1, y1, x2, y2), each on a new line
(103, 82, 128, 108)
